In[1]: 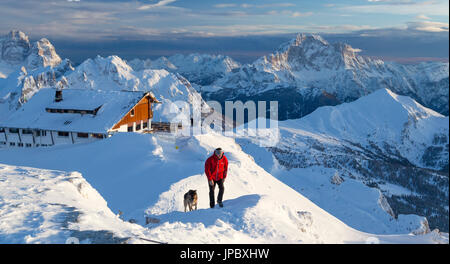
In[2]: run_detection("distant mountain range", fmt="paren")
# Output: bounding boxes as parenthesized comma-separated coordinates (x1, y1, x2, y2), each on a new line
(130, 34, 449, 120)
(1, 31, 448, 121)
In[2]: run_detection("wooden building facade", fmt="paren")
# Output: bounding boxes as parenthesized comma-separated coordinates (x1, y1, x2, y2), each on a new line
(111, 93, 159, 133)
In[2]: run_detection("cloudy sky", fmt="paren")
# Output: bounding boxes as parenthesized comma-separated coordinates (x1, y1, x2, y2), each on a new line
(1, 0, 448, 63)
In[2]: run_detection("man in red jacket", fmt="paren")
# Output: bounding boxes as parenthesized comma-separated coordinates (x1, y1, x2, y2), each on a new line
(205, 148, 228, 208)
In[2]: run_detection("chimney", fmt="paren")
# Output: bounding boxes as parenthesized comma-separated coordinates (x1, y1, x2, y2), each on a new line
(55, 88, 63, 102)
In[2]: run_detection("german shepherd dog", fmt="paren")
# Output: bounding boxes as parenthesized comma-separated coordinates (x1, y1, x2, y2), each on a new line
(183, 190, 198, 212)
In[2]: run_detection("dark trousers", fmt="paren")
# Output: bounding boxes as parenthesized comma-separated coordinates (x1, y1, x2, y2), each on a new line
(209, 179, 224, 205)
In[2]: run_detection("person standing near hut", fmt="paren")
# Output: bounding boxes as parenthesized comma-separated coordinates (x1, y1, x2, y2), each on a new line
(204, 148, 228, 208)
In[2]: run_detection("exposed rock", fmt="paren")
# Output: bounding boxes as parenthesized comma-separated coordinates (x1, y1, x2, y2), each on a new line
(1, 30, 31, 64)
(411, 218, 431, 235)
(331, 172, 344, 185)
(378, 192, 396, 219)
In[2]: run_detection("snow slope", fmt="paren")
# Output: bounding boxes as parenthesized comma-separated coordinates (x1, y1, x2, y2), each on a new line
(0, 163, 161, 244)
(0, 132, 446, 243)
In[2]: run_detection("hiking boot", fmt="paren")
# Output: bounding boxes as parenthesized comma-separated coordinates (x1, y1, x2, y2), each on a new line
(210, 203, 215, 208)
(218, 201, 223, 208)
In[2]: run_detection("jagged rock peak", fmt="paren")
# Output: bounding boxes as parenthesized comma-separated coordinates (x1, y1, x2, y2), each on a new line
(6, 30, 30, 42)
(1, 30, 32, 64)
(1, 30, 62, 69)
(277, 33, 329, 53)
(26, 37, 62, 69)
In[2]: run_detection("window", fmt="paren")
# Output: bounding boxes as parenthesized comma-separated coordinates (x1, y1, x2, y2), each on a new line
(25, 143, 32, 148)
(91, 134, 104, 139)
(136, 124, 141, 131)
(128, 126, 133, 132)
(0, 128, 5, 133)
(130, 109, 135, 117)
(36, 130, 47, 137)
(46, 108, 100, 115)
(10, 142, 15, 146)
(58, 131, 69, 137)
(22, 129, 33, 134)
(0, 141, 6, 145)
(143, 122, 148, 129)
(9, 128, 19, 133)
(77, 133, 89, 138)
(18, 143, 24, 147)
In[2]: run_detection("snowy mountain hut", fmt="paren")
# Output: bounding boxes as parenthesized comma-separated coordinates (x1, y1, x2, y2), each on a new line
(0, 88, 160, 148)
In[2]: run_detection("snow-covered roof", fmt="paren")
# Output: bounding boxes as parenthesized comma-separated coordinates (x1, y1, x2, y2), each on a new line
(0, 88, 148, 133)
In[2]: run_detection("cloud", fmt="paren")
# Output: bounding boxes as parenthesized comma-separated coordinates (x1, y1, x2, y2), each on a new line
(407, 20, 449, 32)
(291, 11, 313, 17)
(341, 0, 449, 15)
(1, 0, 447, 45)
(367, 0, 416, 4)
(265, 10, 313, 18)
(138, 0, 176, 10)
(415, 14, 431, 20)
(236, 3, 296, 8)
(214, 4, 237, 8)
(175, 23, 377, 37)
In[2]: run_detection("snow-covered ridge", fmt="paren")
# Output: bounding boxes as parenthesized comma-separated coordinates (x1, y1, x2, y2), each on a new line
(0, 163, 157, 244)
(292, 88, 449, 169)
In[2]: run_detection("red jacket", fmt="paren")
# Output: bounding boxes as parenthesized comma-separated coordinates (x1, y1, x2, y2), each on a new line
(205, 154, 228, 181)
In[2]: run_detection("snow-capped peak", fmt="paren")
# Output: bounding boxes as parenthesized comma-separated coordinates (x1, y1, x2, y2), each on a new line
(287, 88, 448, 169)
(298, 88, 445, 138)
(25, 38, 62, 69)
(258, 32, 372, 73)
(0, 30, 63, 73)
(277, 33, 329, 53)
(68, 55, 138, 90)
(0, 30, 32, 65)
